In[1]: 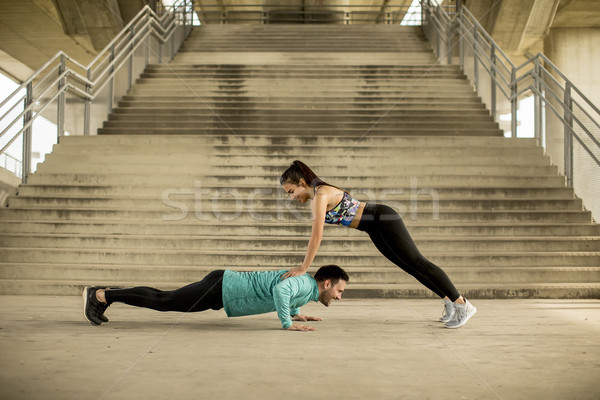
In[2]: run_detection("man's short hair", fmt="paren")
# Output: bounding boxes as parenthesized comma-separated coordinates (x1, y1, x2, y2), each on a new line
(314, 265, 349, 286)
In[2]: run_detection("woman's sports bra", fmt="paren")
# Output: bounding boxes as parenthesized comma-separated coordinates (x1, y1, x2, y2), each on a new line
(319, 188, 361, 227)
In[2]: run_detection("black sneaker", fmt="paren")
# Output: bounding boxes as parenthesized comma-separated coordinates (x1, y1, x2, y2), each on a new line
(82, 286, 105, 326)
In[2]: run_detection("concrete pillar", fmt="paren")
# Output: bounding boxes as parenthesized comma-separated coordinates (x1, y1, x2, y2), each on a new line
(544, 27, 600, 220)
(543, 28, 600, 173)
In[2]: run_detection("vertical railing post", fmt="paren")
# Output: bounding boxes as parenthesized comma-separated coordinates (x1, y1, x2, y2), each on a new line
(145, 28, 150, 65)
(22, 82, 33, 184)
(458, 7, 464, 70)
(108, 45, 115, 114)
(158, 33, 163, 63)
(534, 57, 542, 144)
(490, 45, 497, 119)
(510, 67, 517, 138)
(436, 20, 441, 60)
(57, 54, 66, 139)
(128, 26, 134, 91)
(447, 18, 452, 64)
(564, 81, 574, 185)
(473, 25, 479, 91)
(84, 69, 91, 135)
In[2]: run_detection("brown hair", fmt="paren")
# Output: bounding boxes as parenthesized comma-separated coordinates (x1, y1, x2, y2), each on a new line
(279, 160, 330, 188)
(314, 265, 349, 285)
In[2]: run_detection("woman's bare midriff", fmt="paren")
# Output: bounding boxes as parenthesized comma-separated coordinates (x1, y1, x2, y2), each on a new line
(349, 202, 366, 229)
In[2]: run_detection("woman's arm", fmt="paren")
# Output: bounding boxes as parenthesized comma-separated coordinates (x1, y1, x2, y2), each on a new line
(282, 190, 328, 279)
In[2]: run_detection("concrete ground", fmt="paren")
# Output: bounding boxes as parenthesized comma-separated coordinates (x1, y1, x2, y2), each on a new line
(1, 297, 599, 400)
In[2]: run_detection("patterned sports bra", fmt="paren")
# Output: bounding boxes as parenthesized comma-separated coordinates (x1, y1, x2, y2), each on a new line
(319, 188, 361, 227)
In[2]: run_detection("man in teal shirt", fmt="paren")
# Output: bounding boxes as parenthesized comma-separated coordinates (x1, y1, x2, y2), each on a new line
(83, 265, 348, 332)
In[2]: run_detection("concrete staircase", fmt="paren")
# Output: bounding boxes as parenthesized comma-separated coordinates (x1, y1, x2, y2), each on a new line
(1, 25, 599, 297)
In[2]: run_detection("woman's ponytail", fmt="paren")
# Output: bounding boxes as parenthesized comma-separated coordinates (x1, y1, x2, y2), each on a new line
(280, 160, 328, 188)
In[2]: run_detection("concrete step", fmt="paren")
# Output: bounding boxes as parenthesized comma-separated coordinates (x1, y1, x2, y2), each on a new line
(57, 134, 531, 147)
(2, 234, 598, 252)
(48, 144, 536, 157)
(3, 279, 598, 298)
(23, 173, 565, 190)
(177, 48, 432, 53)
(2, 220, 598, 237)
(96, 128, 504, 136)
(0, 208, 591, 223)
(100, 121, 499, 131)
(172, 51, 437, 62)
(171, 52, 438, 65)
(1, 263, 598, 286)
(16, 185, 574, 200)
(24, 173, 566, 188)
(0, 216, 595, 234)
(0, 247, 597, 267)
(106, 114, 495, 123)
(8, 196, 582, 211)
(137, 73, 468, 80)
(42, 153, 551, 168)
(126, 89, 480, 98)
(344, 283, 600, 299)
(34, 164, 555, 177)
(132, 82, 470, 89)
(144, 64, 461, 71)
(117, 97, 488, 106)
(111, 109, 491, 117)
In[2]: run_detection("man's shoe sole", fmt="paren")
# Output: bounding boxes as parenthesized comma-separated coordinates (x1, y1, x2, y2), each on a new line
(82, 286, 102, 326)
(444, 306, 477, 329)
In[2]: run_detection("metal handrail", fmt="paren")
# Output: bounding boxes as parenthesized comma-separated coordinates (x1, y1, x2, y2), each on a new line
(422, 0, 600, 221)
(0, 0, 195, 183)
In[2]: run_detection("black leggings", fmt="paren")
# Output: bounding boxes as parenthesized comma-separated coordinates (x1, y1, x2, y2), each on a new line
(104, 270, 225, 312)
(357, 203, 460, 301)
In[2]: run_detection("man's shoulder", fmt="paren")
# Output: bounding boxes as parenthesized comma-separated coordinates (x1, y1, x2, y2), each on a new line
(274, 273, 316, 288)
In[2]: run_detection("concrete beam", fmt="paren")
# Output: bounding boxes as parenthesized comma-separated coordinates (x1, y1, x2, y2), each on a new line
(490, 0, 537, 53)
(53, 0, 125, 51)
(552, 0, 600, 27)
(463, 0, 500, 33)
(0, 49, 35, 83)
(0, 0, 97, 71)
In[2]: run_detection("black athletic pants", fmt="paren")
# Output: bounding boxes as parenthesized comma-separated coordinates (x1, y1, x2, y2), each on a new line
(104, 270, 225, 312)
(357, 203, 461, 301)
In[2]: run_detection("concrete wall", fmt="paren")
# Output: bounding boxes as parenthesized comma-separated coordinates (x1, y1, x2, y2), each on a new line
(544, 27, 600, 220)
(0, 167, 19, 207)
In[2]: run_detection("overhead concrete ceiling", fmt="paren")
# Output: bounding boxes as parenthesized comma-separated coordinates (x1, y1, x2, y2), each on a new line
(552, 0, 600, 27)
(464, 0, 599, 61)
(0, 0, 145, 83)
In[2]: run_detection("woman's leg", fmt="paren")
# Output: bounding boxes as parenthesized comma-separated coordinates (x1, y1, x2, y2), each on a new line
(366, 205, 461, 301)
(104, 270, 225, 312)
(368, 229, 446, 299)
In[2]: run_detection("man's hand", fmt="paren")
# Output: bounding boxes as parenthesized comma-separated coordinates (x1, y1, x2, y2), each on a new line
(292, 314, 322, 322)
(282, 267, 307, 280)
(287, 323, 317, 332)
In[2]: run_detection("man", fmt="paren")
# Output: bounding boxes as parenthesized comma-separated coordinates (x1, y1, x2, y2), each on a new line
(83, 265, 348, 332)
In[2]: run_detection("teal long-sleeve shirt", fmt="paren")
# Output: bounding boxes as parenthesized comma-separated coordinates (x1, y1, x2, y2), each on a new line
(221, 269, 320, 329)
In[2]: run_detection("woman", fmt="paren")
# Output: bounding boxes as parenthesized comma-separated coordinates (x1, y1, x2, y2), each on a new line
(279, 160, 476, 329)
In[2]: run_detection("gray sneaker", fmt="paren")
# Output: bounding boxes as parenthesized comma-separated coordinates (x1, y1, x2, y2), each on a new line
(439, 300, 455, 323)
(444, 299, 477, 329)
